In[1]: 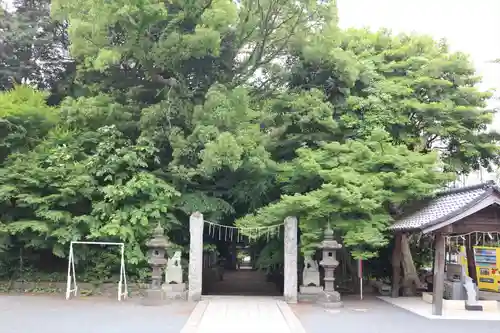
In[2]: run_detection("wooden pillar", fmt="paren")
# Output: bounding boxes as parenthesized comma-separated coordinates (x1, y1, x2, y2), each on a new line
(432, 232, 445, 316)
(465, 242, 478, 283)
(391, 233, 402, 298)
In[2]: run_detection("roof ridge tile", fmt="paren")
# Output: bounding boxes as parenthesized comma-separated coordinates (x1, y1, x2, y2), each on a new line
(437, 180, 495, 196)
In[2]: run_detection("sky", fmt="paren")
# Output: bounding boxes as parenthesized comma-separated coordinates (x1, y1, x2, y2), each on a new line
(337, 0, 500, 126)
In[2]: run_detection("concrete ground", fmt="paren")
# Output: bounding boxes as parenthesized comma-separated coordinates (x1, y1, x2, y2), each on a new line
(379, 295, 500, 320)
(0, 295, 195, 333)
(3, 294, 500, 333)
(291, 296, 500, 333)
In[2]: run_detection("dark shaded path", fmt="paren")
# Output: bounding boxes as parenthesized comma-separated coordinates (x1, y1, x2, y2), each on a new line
(208, 269, 282, 296)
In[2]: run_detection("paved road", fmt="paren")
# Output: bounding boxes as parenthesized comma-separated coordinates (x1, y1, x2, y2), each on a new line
(291, 296, 500, 333)
(0, 295, 194, 333)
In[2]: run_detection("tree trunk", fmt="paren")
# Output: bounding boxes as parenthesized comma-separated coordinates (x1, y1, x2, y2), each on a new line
(340, 247, 356, 276)
(400, 233, 422, 296)
(340, 247, 359, 291)
(391, 233, 402, 297)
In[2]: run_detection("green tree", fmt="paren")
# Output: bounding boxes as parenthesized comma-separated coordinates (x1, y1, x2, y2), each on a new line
(0, 125, 180, 264)
(48, 0, 338, 225)
(241, 26, 499, 281)
(0, 85, 58, 163)
(1, 0, 499, 283)
(237, 129, 453, 257)
(287, 28, 500, 174)
(0, 0, 72, 92)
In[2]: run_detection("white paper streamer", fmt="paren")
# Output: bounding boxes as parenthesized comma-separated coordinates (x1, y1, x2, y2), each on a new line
(445, 231, 500, 248)
(203, 220, 284, 242)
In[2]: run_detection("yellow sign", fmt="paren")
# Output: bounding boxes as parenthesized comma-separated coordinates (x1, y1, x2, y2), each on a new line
(458, 246, 469, 276)
(473, 246, 500, 292)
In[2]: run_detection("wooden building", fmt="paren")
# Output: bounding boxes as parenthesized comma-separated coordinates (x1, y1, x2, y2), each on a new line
(390, 181, 500, 315)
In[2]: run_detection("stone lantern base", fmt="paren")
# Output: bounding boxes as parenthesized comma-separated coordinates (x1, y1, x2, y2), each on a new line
(316, 290, 343, 308)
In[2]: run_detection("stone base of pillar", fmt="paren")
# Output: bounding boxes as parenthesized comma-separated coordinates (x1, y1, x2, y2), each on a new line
(299, 286, 323, 302)
(162, 283, 187, 300)
(465, 302, 483, 311)
(163, 282, 186, 291)
(316, 290, 343, 308)
(142, 289, 168, 306)
(188, 290, 202, 302)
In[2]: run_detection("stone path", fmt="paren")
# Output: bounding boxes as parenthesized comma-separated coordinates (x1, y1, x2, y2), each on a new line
(180, 296, 306, 333)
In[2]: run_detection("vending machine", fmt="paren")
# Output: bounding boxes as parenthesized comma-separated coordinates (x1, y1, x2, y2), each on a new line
(473, 246, 500, 292)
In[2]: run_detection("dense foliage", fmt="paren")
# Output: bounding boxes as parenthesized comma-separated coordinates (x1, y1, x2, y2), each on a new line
(0, 0, 498, 279)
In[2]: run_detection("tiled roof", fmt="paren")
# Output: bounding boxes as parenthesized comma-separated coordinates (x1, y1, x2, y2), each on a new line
(390, 181, 497, 231)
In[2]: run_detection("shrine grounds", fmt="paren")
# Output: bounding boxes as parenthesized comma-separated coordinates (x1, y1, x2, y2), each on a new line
(1, 294, 499, 333)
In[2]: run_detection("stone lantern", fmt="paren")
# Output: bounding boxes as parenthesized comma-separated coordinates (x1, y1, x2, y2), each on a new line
(317, 226, 343, 308)
(144, 223, 169, 304)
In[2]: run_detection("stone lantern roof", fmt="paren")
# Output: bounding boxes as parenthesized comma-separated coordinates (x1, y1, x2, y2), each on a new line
(146, 223, 170, 249)
(320, 226, 342, 250)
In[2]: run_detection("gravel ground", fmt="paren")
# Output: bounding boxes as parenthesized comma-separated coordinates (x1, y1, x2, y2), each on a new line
(0, 295, 195, 333)
(290, 296, 500, 333)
